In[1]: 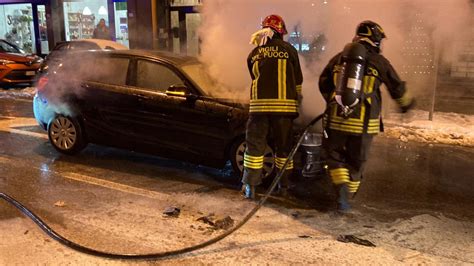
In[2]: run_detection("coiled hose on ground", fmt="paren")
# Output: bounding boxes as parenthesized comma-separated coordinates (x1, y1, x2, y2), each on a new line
(0, 113, 324, 260)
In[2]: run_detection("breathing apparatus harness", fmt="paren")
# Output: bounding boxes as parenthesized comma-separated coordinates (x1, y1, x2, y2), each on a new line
(0, 113, 324, 260)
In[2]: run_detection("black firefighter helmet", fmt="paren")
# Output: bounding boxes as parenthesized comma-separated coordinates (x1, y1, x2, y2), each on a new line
(354, 20, 386, 49)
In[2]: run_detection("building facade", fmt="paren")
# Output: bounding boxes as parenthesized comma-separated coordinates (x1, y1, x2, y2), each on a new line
(0, 0, 50, 54)
(0, 0, 202, 56)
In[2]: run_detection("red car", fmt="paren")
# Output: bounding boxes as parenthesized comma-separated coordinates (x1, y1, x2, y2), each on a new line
(0, 39, 42, 87)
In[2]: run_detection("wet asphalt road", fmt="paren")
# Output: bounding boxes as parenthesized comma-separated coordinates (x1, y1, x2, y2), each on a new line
(0, 95, 473, 262)
(1, 95, 473, 216)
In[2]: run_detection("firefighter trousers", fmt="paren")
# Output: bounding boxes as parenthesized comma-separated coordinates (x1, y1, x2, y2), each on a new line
(242, 114, 294, 187)
(322, 129, 374, 193)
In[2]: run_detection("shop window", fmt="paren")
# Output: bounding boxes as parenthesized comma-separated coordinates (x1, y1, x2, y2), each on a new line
(169, 8, 201, 56)
(0, 4, 36, 53)
(186, 13, 201, 56)
(170, 0, 203, 7)
(63, 0, 110, 41)
(37, 5, 49, 54)
(114, 2, 129, 48)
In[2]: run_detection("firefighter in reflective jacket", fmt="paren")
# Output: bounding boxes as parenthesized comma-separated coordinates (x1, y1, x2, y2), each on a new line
(319, 20, 414, 212)
(242, 14, 303, 199)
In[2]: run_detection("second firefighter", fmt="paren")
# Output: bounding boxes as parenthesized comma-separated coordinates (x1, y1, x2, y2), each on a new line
(319, 20, 415, 212)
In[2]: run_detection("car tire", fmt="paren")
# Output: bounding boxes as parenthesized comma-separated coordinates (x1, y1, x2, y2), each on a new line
(229, 137, 275, 185)
(48, 115, 86, 155)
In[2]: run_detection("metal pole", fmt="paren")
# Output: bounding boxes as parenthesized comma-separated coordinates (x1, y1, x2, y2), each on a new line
(32, 4, 41, 55)
(151, 0, 160, 50)
(429, 42, 440, 121)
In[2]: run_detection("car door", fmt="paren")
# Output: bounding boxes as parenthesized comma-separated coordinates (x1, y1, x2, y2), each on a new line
(77, 54, 144, 148)
(131, 58, 235, 161)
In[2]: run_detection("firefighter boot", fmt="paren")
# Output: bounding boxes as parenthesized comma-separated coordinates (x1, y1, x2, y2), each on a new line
(275, 183, 289, 198)
(274, 172, 292, 198)
(241, 183, 256, 200)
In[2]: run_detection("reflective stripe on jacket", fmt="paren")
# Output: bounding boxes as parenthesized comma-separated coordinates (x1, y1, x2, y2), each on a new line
(247, 37, 303, 115)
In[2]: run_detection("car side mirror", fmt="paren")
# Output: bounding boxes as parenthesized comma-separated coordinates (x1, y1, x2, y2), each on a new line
(166, 84, 195, 99)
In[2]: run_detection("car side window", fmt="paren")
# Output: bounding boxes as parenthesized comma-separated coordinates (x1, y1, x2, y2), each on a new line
(136, 60, 183, 92)
(54, 43, 69, 50)
(89, 57, 129, 86)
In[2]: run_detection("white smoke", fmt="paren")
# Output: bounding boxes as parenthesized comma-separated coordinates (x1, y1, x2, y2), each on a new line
(198, 0, 473, 121)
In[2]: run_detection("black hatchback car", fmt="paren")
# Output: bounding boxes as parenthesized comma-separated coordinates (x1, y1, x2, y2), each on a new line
(33, 50, 277, 177)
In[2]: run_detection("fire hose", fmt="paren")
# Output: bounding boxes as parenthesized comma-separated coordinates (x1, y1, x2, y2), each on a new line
(0, 113, 324, 260)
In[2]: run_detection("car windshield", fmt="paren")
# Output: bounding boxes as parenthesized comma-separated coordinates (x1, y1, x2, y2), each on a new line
(181, 63, 247, 103)
(0, 40, 23, 53)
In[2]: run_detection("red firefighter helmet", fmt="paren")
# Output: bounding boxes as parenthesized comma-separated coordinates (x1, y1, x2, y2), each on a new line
(261, 14, 288, 35)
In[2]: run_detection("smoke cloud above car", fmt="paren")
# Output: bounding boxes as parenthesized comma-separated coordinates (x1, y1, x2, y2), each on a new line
(198, 0, 472, 122)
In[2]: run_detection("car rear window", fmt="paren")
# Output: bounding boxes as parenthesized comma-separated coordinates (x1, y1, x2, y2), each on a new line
(69, 42, 99, 50)
(53, 43, 69, 50)
(136, 60, 183, 92)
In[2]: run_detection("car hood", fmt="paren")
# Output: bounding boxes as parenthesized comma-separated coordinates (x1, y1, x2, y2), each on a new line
(212, 97, 249, 109)
(1, 52, 41, 63)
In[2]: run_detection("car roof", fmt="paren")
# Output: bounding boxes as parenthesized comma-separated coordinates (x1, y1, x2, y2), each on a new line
(95, 49, 200, 66)
(57, 39, 128, 50)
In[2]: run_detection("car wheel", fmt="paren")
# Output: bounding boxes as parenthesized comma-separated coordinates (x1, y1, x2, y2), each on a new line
(230, 137, 275, 183)
(48, 115, 86, 155)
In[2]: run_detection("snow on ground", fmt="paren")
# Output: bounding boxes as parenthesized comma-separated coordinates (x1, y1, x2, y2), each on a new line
(384, 110, 474, 147)
(0, 87, 36, 99)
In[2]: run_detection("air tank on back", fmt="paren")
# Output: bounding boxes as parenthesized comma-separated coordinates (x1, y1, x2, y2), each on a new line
(335, 42, 367, 108)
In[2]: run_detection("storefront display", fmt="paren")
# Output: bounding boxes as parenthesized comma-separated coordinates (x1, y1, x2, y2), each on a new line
(37, 5, 49, 53)
(66, 12, 95, 40)
(0, 0, 202, 54)
(63, 0, 108, 41)
(114, 1, 128, 47)
(170, 0, 202, 6)
(0, 4, 36, 53)
(170, 2, 201, 55)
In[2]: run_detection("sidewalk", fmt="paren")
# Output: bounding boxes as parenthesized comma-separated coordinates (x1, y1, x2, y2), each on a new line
(384, 110, 474, 147)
